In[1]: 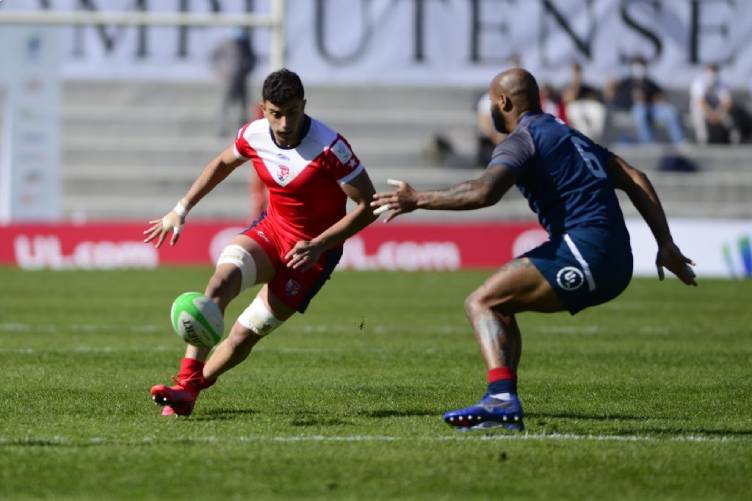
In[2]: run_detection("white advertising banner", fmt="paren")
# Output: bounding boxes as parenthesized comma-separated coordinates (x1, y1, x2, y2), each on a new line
(626, 218, 752, 279)
(1, 0, 751, 87)
(0, 26, 62, 222)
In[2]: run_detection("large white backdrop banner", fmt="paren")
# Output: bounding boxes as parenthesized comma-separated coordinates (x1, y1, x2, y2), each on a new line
(0, 26, 62, 222)
(1, 0, 750, 87)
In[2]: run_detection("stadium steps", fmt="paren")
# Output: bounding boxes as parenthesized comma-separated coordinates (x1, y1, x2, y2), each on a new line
(60, 80, 752, 221)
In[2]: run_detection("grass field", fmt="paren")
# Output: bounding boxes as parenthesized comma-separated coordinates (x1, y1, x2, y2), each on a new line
(1, 267, 751, 500)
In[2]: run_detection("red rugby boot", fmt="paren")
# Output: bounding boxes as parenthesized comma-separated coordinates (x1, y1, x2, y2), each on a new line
(150, 358, 213, 417)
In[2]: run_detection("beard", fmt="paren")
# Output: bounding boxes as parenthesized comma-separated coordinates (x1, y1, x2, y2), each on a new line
(491, 103, 507, 134)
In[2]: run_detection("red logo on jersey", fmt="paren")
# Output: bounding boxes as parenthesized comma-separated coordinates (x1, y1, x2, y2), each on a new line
(277, 165, 290, 182)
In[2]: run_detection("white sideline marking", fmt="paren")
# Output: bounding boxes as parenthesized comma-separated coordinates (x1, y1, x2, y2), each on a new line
(0, 323, 161, 333)
(300, 324, 466, 335)
(0, 346, 382, 354)
(536, 325, 600, 334)
(0, 432, 747, 446)
(1, 321, 671, 338)
(434, 432, 747, 444)
(0, 346, 175, 354)
(0, 322, 467, 336)
(243, 433, 746, 444)
(0, 320, 703, 355)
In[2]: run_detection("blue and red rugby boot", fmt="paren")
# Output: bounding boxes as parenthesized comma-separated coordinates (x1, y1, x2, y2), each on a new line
(443, 392, 525, 431)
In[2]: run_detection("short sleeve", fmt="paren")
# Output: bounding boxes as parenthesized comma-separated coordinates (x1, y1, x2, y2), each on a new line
(324, 135, 364, 184)
(487, 128, 535, 176)
(593, 141, 616, 164)
(233, 123, 253, 159)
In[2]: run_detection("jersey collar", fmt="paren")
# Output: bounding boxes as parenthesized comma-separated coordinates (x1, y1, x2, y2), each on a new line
(514, 110, 542, 131)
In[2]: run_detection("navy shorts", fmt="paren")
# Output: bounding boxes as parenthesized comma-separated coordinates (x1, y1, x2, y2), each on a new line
(525, 227, 633, 315)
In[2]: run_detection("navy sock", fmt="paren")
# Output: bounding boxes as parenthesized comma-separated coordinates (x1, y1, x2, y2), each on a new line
(487, 367, 517, 395)
(488, 379, 517, 395)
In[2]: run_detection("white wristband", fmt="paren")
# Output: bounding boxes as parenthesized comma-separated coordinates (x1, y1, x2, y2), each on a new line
(173, 201, 188, 217)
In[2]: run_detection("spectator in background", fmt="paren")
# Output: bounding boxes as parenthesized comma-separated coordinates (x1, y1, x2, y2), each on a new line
(562, 63, 606, 142)
(475, 91, 505, 166)
(212, 30, 257, 137)
(690, 64, 748, 144)
(605, 56, 685, 144)
(539, 83, 566, 120)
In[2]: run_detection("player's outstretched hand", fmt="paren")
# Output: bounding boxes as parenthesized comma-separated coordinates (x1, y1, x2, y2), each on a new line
(656, 241, 697, 286)
(370, 179, 418, 223)
(286, 240, 324, 271)
(143, 210, 184, 248)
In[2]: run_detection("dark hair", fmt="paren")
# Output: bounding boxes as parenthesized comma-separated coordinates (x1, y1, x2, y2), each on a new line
(262, 68, 304, 105)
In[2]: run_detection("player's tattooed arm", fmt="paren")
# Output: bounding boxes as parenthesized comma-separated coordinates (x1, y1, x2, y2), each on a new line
(416, 165, 515, 210)
(497, 258, 534, 273)
(372, 165, 515, 222)
(607, 155, 697, 286)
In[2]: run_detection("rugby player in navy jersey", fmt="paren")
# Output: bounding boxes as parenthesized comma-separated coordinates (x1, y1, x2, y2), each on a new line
(371, 68, 697, 431)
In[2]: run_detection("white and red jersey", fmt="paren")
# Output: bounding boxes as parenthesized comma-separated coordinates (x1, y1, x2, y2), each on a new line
(233, 116, 365, 243)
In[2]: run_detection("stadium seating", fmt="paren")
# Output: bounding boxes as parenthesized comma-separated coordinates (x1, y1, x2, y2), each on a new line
(61, 81, 752, 221)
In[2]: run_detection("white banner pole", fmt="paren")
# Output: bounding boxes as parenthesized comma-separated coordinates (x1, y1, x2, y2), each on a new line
(270, 0, 286, 71)
(0, 87, 10, 224)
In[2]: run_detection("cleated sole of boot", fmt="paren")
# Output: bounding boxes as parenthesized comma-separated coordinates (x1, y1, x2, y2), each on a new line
(446, 414, 525, 432)
(152, 394, 168, 406)
(455, 421, 525, 432)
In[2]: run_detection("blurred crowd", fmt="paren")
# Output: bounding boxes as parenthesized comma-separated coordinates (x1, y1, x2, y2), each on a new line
(208, 32, 752, 209)
(451, 57, 752, 169)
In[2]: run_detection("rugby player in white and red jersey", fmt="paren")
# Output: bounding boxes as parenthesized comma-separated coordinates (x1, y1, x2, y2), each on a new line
(144, 69, 378, 416)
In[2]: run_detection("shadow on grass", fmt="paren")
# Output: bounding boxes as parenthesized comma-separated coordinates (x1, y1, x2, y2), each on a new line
(0, 438, 73, 448)
(357, 408, 438, 418)
(290, 417, 354, 427)
(286, 408, 439, 426)
(528, 411, 647, 421)
(190, 408, 258, 421)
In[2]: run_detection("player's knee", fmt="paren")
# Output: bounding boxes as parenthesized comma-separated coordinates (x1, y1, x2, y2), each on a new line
(465, 289, 508, 317)
(225, 327, 262, 351)
(237, 297, 283, 337)
(464, 291, 485, 318)
(216, 244, 257, 291)
(205, 267, 239, 304)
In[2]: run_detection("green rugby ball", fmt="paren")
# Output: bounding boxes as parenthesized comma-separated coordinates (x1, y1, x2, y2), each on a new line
(170, 292, 224, 348)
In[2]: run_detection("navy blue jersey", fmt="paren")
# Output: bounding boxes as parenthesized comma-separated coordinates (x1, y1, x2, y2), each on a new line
(489, 112, 628, 237)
